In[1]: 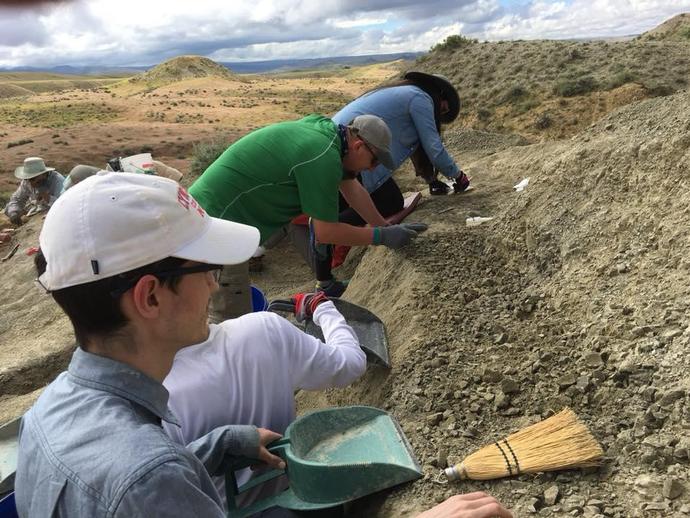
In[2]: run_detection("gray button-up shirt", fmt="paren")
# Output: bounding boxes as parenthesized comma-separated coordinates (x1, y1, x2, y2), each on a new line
(15, 347, 259, 517)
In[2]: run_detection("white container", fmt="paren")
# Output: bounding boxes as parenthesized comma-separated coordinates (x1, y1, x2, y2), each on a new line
(466, 216, 494, 227)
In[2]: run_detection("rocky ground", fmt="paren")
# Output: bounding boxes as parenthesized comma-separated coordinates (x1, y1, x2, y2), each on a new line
(1, 87, 689, 517)
(295, 90, 690, 516)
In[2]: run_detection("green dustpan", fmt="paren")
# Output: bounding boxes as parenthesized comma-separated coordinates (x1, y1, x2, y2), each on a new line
(226, 406, 421, 517)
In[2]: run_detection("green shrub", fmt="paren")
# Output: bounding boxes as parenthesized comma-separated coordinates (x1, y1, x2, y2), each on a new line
(190, 137, 229, 177)
(534, 113, 552, 129)
(431, 34, 477, 52)
(606, 71, 637, 90)
(501, 85, 528, 104)
(477, 108, 492, 121)
(553, 76, 597, 97)
(7, 138, 33, 148)
(515, 99, 540, 114)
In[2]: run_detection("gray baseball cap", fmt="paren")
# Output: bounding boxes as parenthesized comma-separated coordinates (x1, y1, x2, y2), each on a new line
(348, 115, 395, 170)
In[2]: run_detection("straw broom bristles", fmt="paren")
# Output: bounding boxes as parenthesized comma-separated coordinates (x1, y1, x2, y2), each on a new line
(444, 408, 603, 481)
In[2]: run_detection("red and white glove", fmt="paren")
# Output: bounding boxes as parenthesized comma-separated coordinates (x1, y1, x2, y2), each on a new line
(292, 292, 329, 322)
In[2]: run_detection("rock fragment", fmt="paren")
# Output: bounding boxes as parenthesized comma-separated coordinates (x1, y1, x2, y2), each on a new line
(543, 485, 559, 506)
(662, 478, 684, 500)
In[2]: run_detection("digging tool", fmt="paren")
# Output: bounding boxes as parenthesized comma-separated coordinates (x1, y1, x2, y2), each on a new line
(267, 298, 390, 368)
(226, 406, 421, 517)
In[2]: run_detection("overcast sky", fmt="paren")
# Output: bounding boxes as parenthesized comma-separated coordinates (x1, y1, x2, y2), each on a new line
(0, 0, 688, 68)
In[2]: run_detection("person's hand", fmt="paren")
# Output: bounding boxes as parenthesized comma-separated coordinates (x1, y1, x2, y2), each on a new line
(291, 291, 329, 322)
(416, 492, 513, 518)
(378, 223, 428, 249)
(429, 179, 450, 195)
(255, 428, 286, 471)
(453, 171, 471, 193)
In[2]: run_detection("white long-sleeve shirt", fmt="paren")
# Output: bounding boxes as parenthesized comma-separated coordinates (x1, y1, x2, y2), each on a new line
(163, 301, 365, 508)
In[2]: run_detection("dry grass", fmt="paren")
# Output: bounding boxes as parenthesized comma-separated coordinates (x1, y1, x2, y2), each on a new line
(0, 60, 405, 192)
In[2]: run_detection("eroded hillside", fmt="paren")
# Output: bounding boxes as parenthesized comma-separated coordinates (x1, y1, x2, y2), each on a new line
(414, 34, 689, 140)
(296, 89, 690, 516)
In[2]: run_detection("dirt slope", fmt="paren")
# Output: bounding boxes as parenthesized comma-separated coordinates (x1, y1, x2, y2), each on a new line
(297, 89, 690, 516)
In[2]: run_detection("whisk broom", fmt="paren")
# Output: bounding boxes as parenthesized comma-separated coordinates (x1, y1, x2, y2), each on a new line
(444, 408, 603, 481)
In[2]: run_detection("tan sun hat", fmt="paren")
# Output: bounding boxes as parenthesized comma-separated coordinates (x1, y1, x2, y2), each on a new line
(15, 157, 55, 180)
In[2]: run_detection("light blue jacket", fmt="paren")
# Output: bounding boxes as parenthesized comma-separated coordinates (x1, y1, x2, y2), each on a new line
(332, 85, 460, 193)
(15, 348, 259, 517)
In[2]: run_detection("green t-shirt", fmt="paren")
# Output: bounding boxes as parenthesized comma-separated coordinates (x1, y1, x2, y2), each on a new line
(190, 115, 343, 244)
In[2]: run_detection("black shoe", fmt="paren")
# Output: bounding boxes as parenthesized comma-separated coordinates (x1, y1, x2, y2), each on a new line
(429, 179, 450, 195)
(315, 279, 348, 298)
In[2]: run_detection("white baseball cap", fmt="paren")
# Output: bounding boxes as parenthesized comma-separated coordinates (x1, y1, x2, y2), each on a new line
(38, 171, 260, 291)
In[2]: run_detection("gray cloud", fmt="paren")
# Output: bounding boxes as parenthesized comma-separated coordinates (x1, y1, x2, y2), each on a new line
(0, 0, 688, 68)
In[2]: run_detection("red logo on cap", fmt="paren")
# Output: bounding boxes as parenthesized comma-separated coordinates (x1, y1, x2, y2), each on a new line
(177, 187, 206, 218)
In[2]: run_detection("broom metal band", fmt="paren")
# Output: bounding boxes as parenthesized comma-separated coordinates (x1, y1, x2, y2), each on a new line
(494, 441, 513, 476)
(502, 439, 521, 475)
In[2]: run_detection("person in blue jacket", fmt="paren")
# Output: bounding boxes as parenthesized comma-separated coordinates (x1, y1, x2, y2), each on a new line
(309, 72, 468, 293)
(332, 70, 469, 216)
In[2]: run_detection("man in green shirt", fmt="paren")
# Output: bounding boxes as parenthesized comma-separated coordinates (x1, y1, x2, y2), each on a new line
(190, 114, 426, 297)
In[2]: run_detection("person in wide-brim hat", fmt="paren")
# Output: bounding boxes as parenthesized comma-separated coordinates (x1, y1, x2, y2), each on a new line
(14, 156, 56, 180)
(4, 157, 64, 225)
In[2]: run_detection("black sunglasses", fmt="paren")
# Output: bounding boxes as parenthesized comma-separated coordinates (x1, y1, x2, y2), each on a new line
(109, 263, 223, 297)
(360, 139, 379, 168)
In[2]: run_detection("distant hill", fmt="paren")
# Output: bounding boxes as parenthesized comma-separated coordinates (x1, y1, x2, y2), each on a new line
(129, 55, 234, 86)
(0, 52, 423, 76)
(220, 52, 423, 73)
(639, 12, 690, 41)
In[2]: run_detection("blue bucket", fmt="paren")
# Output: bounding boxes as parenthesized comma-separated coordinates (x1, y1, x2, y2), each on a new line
(250, 286, 268, 312)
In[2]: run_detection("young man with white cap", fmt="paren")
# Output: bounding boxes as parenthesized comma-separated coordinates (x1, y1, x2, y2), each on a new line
(15, 172, 285, 517)
(3, 156, 64, 225)
(190, 114, 427, 298)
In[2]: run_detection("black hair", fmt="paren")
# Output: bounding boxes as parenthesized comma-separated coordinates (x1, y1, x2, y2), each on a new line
(35, 251, 187, 349)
